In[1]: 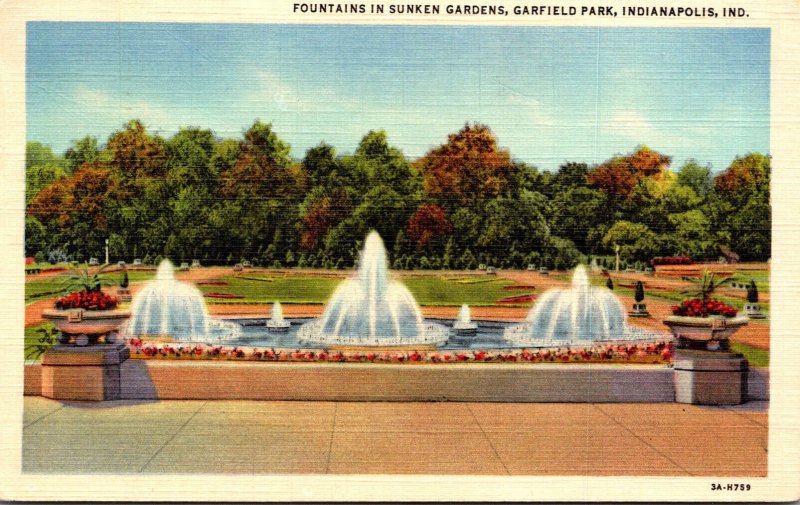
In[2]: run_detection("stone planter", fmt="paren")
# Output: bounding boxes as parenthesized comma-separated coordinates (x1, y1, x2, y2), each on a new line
(628, 302, 650, 317)
(42, 308, 131, 345)
(41, 308, 132, 401)
(663, 315, 749, 351)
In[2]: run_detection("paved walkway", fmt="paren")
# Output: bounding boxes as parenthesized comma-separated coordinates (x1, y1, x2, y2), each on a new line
(23, 397, 767, 476)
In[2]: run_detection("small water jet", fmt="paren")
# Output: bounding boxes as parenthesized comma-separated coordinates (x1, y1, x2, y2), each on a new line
(266, 301, 291, 331)
(504, 265, 654, 346)
(298, 231, 448, 347)
(124, 260, 240, 341)
(452, 304, 478, 335)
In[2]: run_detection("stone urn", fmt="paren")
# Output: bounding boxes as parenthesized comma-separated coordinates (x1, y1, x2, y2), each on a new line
(663, 315, 749, 351)
(42, 308, 131, 346)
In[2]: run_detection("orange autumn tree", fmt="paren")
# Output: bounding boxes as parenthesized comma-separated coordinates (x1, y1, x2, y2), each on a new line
(415, 123, 514, 207)
(300, 189, 353, 251)
(713, 153, 770, 195)
(587, 145, 672, 199)
(406, 203, 453, 247)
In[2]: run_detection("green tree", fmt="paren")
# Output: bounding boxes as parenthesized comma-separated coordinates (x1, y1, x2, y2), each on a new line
(549, 187, 609, 251)
(602, 221, 660, 263)
(666, 210, 717, 259)
(65, 136, 102, 173)
(676, 160, 712, 198)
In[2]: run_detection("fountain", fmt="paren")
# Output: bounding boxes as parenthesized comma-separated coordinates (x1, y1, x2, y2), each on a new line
(452, 304, 478, 335)
(266, 301, 291, 331)
(504, 265, 655, 346)
(298, 231, 448, 347)
(124, 260, 240, 341)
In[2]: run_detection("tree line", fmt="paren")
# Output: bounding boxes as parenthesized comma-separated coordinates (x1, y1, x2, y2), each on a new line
(25, 120, 771, 269)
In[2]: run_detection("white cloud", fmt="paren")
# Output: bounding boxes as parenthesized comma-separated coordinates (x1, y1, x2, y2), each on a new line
(72, 85, 173, 131)
(603, 109, 705, 149)
(605, 110, 660, 139)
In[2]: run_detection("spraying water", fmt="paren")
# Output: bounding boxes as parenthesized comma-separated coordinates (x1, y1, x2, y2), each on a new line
(266, 301, 291, 331)
(504, 265, 651, 346)
(298, 231, 448, 347)
(124, 260, 239, 341)
(452, 304, 478, 334)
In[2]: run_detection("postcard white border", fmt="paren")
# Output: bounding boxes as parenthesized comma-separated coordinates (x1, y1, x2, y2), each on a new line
(1, 0, 798, 501)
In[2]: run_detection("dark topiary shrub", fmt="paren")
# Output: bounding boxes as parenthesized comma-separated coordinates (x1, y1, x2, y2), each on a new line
(634, 281, 645, 302)
(747, 280, 759, 303)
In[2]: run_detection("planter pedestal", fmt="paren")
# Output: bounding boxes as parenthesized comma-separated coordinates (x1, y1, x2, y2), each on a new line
(116, 288, 132, 303)
(628, 302, 650, 317)
(673, 349, 748, 405)
(41, 343, 130, 401)
(744, 303, 766, 319)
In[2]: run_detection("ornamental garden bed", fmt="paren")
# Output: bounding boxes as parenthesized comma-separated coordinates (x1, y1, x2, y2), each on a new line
(127, 339, 673, 365)
(497, 294, 536, 304)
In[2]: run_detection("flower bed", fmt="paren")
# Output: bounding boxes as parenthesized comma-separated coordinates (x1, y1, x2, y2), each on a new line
(672, 298, 737, 318)
(197, 281, 229, 286)
(127, 339, 673, 364)
(204, 292, 244, 299)
(651, 256, 693, 266)
(55, 290, 118, 310)
(497, 294, 536, 304)
(503, 285, 536, 291)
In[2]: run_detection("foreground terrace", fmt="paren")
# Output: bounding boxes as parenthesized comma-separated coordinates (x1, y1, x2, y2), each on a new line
(23, 397, 767, 476)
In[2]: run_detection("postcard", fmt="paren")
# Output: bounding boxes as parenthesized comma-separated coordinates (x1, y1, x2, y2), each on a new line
(0, 0, 798, 501)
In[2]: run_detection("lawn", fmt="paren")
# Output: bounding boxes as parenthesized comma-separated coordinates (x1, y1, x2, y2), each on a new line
(727, 270, 770, 292)
(403, 276, 519, 306)
(730, 341, 769, 367)
(197, 275, 341, 304)
(197, 273, 523, 306)
(25, 270, 156, 303)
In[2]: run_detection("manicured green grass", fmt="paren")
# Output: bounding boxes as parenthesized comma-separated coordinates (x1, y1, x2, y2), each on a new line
(727, 270, 770, 292)
(198, 275, 341, 304)
(197, 274, 523, 306)
(403, 276, 519, 306)
(25, 270, 156, 302)
(730, 342, 769, 367)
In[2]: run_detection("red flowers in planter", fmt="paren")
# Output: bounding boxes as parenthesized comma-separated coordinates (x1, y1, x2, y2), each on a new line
(55, 290, 118, 310)
(672, 298, 737, 318)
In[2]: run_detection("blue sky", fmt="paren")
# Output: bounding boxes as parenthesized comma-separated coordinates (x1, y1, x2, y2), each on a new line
(27, 23, 769, 172)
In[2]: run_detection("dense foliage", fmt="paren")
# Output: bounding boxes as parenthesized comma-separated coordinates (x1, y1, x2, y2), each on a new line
(26, 120, 771, 269)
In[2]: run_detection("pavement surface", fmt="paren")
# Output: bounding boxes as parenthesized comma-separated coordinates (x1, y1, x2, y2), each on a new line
(23, 397, 768, 476)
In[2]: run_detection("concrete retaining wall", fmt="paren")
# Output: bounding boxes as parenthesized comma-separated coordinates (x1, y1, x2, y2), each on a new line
(23, 361, 769, 403)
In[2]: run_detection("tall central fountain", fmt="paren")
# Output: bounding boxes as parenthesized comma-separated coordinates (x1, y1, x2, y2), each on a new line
(124, 260, 240, 341)
(504, 265, 650, 346)
(298, 231, 448, 347)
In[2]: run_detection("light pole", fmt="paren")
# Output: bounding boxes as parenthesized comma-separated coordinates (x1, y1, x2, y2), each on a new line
(105, 238, 109, 265)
